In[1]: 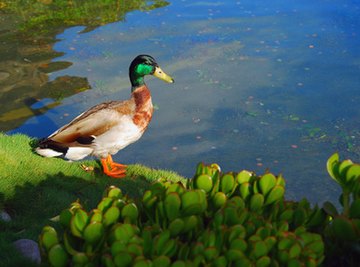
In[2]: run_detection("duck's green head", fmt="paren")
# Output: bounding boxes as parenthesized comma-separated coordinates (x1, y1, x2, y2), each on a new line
(129, 55, 174, 90)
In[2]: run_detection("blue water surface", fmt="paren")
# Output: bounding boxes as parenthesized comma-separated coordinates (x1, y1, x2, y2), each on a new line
(10, 0, 360, 204)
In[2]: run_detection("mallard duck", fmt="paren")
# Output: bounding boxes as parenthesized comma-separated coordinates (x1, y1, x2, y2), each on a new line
(35, 55, 174, 178)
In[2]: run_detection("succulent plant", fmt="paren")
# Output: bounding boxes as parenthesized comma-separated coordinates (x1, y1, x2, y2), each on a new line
(320, 153, 360, 266)
(43, 159, 360, 266)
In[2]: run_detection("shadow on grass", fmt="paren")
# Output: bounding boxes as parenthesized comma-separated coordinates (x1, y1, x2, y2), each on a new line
(0, 171, 152, 267)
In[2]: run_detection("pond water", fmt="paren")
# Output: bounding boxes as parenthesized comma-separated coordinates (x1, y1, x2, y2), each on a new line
(2, 0, 360, 204)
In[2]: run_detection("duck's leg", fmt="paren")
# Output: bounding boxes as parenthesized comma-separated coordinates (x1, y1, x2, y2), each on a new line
(101, 155, 127, 178)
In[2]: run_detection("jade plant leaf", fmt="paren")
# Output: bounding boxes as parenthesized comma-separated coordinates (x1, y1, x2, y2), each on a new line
(72, 252, 89, 265)
(264, 185, 284, 206)
(110, 223, 136, 244)
(59, 209, 73, 228)
(164, 192, 181, 221)
(338, 159, 353, 181)
(103, 206, 120, 227)
(345, 164, 360, 184)
(259, 173, 277, 196)
(166, 182, 186, 195)
(255, 256, 271, 267)
(97, 197, 114, 213)
(114, 251, 132, 267)
(332, 216, 357, 241)
(221, 173, 235, 195)
(153, 255, 171, 267)
(181, 190, 206, 216)
(236, 170, 253, 184)
(251, 240, 268, 259)
(210, 163, 222, 173)
(40, 226, 59, 252)
(194, 174, 213, 193)
(230, 238, 247, 252)
(154, 230, 171, 255)
(250, 193, 264, 212)
(106, 186, 123, 199)
(121, 203, 139, 223)
(239, 182, 251, 200)
(182, 215, 198, 233)
(212, 192, 227, 209)
(326, 153, 340, 182)
(48, 244, 69, 267)
(168, 218, 185, 236)
(89, 209, 103, 223)
(83, 222, 105, 244)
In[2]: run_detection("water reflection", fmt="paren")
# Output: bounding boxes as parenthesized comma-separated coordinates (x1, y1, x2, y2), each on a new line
(0, 0, 169, 131)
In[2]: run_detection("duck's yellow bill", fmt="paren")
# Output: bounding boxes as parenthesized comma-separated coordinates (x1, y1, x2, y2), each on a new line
(153, 66, 174, 83)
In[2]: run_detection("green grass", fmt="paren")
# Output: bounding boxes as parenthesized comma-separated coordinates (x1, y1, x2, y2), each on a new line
(0, 133, 185, 267)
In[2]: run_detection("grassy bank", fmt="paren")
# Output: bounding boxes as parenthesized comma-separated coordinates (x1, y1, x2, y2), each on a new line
(0, 133, 185, 266)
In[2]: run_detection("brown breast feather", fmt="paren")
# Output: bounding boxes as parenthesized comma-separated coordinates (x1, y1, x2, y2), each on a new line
(132, 85, 153, 131)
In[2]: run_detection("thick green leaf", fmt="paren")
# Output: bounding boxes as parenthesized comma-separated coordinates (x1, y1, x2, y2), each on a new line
(230, 238, 247, 252)
(164, 192, 181, 221)
(89, 209, 103, 223)
(72, 252, 89, 265)
(106, 186, 122, 199)
(326, 153, 340, 182)
(194, 174, 213, 193)
(221, 173, 235, 194)
(236, 170, 253, 184)
(346, 164, 360, 184)
(212, 191, 227, 209)
(59, 209, 73, 228)
(332, 216, 357, 241)
(338, 160, 353, 180)
(264, 185, 284, 206)
(288, 243, 301, 259)
(97, 197, 114, 212)
(239, 182, 251, 200)
(83, 222, 104, 244)
(181, 190, 206, 216)
(255, 256, 271, 267)
(114, 251, 133, 267)
(40, 226, 59, 252)
(155, 230, 171, 255)
(110, 223, 136, 244)
(252, 240, 268, 258)
(48, 244, 69, 267)
(103, 206, 120, 227)
(166, 182, 186, 195)
(250, 193, 264, 212)
(152, 255, 171, 267)
(182, 215, 198, 233)
(168, 218, 185, 236)
(121, 203, 139, 223)
(259, 173, 277, 196)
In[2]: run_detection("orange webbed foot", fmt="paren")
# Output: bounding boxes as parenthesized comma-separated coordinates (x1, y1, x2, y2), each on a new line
(101, 155, 127, 178)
